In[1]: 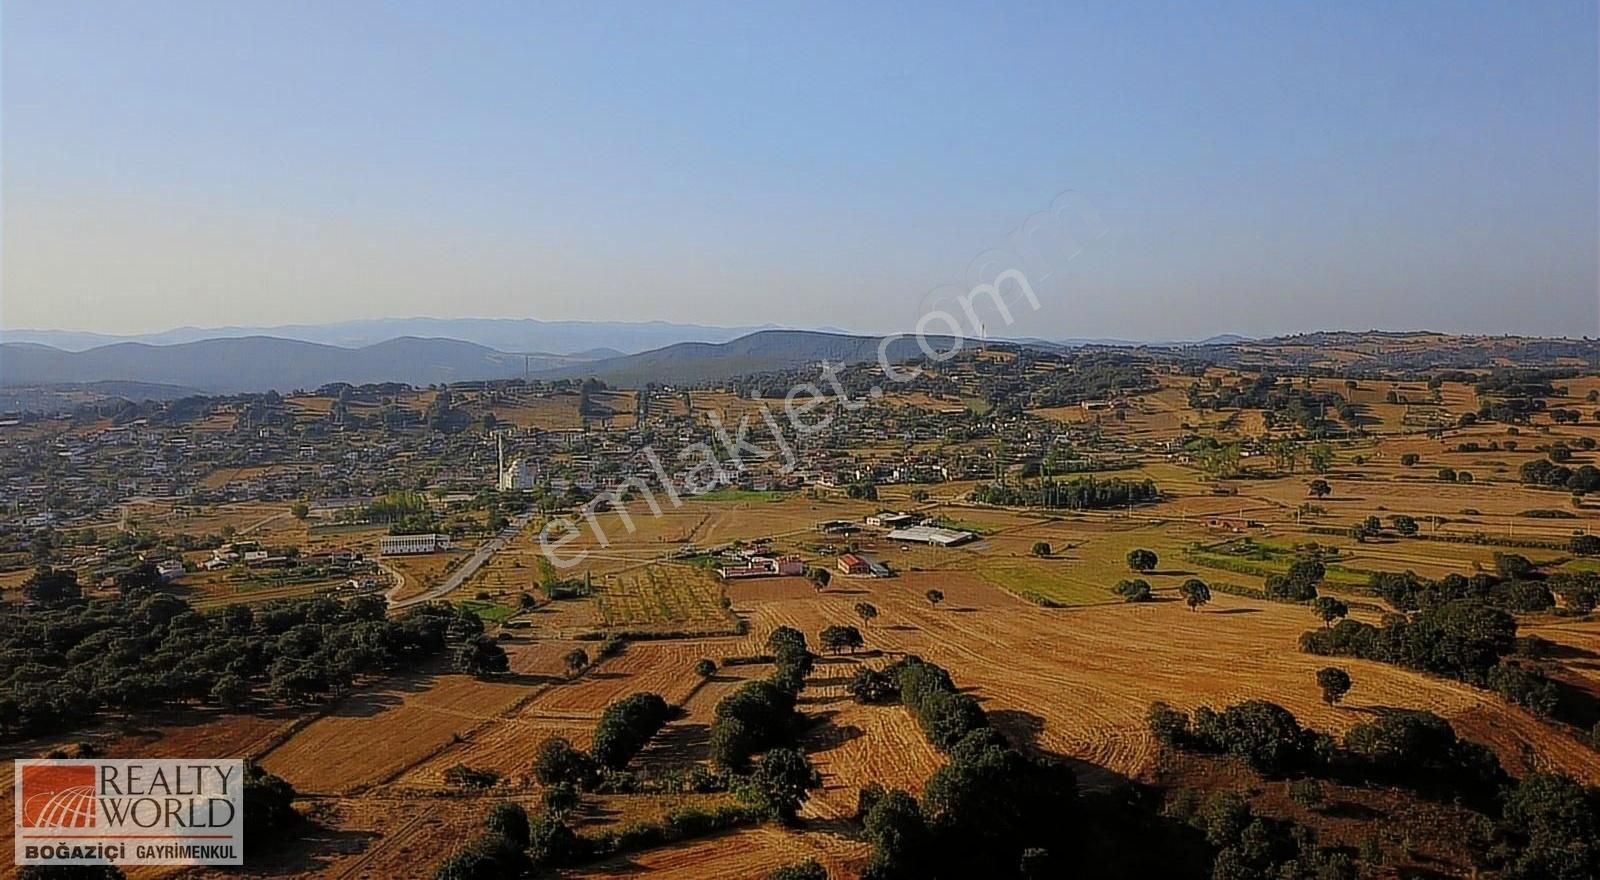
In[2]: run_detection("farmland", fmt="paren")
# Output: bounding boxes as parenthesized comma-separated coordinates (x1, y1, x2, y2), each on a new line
(6, 336, 1600, 879)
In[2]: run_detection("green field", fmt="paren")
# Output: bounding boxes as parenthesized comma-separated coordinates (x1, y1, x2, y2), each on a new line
(980, 562, 1120, 607)
(689, 488, 791, 503)
(456, 598, 516, 623)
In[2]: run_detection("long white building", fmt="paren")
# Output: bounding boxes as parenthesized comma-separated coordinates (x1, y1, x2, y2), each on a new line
(380, 534, 452, 556)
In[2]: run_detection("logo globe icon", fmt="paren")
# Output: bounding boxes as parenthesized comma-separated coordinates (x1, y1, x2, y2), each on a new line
(24, 784, 97, 828)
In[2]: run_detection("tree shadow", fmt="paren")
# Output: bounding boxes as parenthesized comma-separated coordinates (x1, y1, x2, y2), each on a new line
(989, 708, 1045, 751)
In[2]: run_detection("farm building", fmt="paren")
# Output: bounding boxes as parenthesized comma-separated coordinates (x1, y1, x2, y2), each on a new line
(380, 533, 453, 556)
(837, 553, 872, 575)
(717, 555, 805, 580)
(884, 525, 976, 546)
(866, 511, 921, 529)
(816, 519, 860, 535)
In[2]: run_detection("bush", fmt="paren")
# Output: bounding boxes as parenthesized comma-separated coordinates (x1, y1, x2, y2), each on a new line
(442, 764, 500, 790)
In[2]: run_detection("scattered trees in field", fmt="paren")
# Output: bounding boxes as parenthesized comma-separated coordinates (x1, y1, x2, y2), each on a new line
(854, 602, 879, 626)
(455, 635, 509, 677)
(1031, 541, 1051, 557)
(820, 624, 864, 655)
(1315, 667, 1351, 705)
(591, 692, 672, 770)
(1312, 596, 1348, 627)
(1265, 558, 1323, 602)
(563, 648, 590, 678)
(1307, 479, 1331, 499)
(847, 666, 897, 704)
(695, 658, 717, 678)
(532, 737, 597, 788)
(1178, 578, 1211, 611)
(1113, 578, 1153, 602)
(1126, 548, 1158, 572)
(925, 589, 944, 608)
(737, 746, 820, 823)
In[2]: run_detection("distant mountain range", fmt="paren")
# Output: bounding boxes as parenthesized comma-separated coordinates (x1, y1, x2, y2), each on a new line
(0, 336, 586, 394)
(0, 330, 980, 394)
(0, 317, 779, 356)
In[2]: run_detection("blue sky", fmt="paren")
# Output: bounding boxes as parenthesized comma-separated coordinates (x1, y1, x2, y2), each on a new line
(3, 0, 1596, 339)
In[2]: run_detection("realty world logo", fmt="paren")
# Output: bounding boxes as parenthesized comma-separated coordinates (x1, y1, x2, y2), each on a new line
(14, 759, 244, 866)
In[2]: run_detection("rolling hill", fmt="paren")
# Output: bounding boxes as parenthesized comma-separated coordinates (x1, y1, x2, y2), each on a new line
(530, 329, 975, 386)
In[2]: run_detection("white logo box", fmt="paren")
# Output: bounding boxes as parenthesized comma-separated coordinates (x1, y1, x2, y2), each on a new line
(14, 758, 244, 866)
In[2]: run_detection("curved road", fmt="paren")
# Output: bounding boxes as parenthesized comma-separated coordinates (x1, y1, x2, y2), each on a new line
(389, 512, 537, 608)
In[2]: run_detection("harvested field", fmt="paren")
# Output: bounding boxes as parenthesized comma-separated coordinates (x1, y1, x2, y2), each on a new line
(593, 564, 734, 630)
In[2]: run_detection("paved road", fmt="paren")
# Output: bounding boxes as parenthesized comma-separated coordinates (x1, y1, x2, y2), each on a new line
(390, 511, 537, 608)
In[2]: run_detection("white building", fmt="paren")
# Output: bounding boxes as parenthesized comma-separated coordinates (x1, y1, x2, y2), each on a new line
(496, 434, 537, 490)
(380, 534, 452, 556)
(884, 525, 975, 547)
(499, 457, 536, 490)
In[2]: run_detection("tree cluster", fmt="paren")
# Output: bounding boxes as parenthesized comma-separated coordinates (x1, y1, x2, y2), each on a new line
(0, 584, 455, 739)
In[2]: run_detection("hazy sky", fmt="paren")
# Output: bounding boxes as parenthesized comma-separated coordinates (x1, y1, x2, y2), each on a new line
(3, 1, 1596, 340)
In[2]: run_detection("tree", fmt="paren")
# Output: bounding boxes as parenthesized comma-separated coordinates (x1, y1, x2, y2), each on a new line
(1126, 548, 1158, 572)
(21, 566, 81, 605)
(532, 736, 596, 788)
(1572, 534, 1600, 557)
(1307, 479, 1331, 499)
(1113, 579, 1153, 602)
(1390, 514, 1419, 537)
(1316, 667, 1351, 706)
(1312, 597, 1348, 628)
(454, 635, 509, 677)
(855, 602, 879, 626)
(808, 567, 831, 590)
(1400, 453, 1420, 467)
(592, 692, 671, 769)
(820, 624, 865, 654)
(290, 501, 310, 520)
(1031, 541, 1051, 557)
(1179, 578, 1211, 611)
(1306, 442, 1335, 473)
(848, 667, 898, 704)
(925, 589, 944, 608)
(1146, 701, 1190, 746)
(695, 658, 718, 678)
(542, 781, 580, 816)
(485, 802, 530, 849)
(740, 747, 820, 823)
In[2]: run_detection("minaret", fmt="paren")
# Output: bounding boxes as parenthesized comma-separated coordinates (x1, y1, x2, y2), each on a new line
(497, 433, 504, 488)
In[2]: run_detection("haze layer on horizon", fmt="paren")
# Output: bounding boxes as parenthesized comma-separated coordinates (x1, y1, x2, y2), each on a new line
(3, 1, 1596, 341)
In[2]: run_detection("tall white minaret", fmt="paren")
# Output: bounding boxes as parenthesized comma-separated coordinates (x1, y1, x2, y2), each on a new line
(497, 433, 504, 483)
